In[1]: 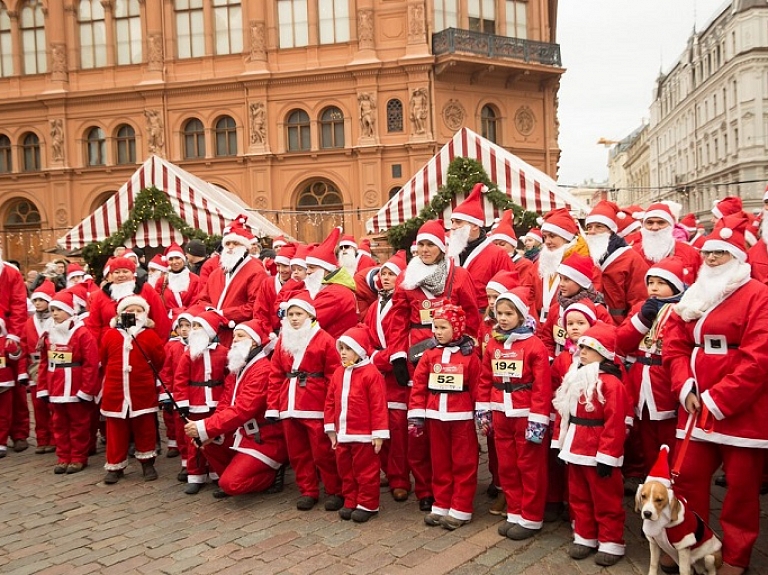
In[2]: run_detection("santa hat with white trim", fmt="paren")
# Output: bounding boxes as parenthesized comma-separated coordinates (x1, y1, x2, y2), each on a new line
(416, 220, 447, 253)
(337, 325, 373, 360)
(585, 200, 621, 233)
(49, 290, 76, 317)
(338, 234, 358, 250)
(274, 242, 297, 266)
(359, 238, 372, 257)
(281, 291, 317, 318)
(645, 444, 672, 488)
(66, 263, 86, 283)
(563, 299, 598, 326)
(233, 318, 268, 346)
(148, 254, 168, 273)
(745, 211, 758, 247)
(646, 257, 688, 294)
(557, 253, 594, 289)
(578, 321, 616, 361)
(31, 280, 56, 302)
(381, 250, 407, 277)
(194, 310, 230, 339)
(272, 235, 288, 249)
(702, 212, 748, 262)
(495, 286, 530, 319)
(164, 242, 186, 262)
(486, 269, 520, 295)
(221, 215, 254, 248)
(451, 182, 489, 226)
(173, 312, 194, 331)
(617, 205, 643, 238)
(290, 243, 312, 269)
(679, 213, 698, 233)
(712, 196, 743, 220)
(541, 208, 579, 242)
(306, 227, 342, 272)
(522, 227, 543, 244)
(488, 209, 518, 245)
(642, 202, 678, 226)
(116, 295, 149, 315)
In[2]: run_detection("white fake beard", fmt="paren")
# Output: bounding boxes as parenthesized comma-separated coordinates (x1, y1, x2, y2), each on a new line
(188, 328, 212, 359)
(227, 339, 253, 372)
(585, 232, 611, 264)
(401, 255, 435, 290)
(338, 250, 358, 274)
(447, 224, 471, 259)
(761, 215, 768, 246)
(641, 226, 675, 263)
(538, 243, 569, 278)
(167, 268, 190, 293)
(48, 320, 73, 345)
(304, 268, 324, 298)
(220, 246, 248, 272)
(675, 258, 750, 321)
(110, 280, 136, 301)
(280, 318, 313, 358)
(147, 270, 162, 287)
(553, 361, 602, 443)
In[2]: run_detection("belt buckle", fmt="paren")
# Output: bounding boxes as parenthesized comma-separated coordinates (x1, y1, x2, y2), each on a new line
(703, 335, 727, 355)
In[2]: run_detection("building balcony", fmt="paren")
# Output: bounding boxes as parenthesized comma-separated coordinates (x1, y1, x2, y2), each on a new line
(432, 28, 562, 68)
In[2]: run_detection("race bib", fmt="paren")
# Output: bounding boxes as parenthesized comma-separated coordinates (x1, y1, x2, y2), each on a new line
(48, 349, 73, 365)
(428, 363, 464, 392)
(0, 356, 5, 368)
(553, 324, 567, 346)
(492, 349, 524, 379)
(418, 298, 445, 325)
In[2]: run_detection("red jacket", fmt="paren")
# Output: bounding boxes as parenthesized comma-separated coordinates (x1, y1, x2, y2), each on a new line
(36, 321, 100, 403)
(365, 296, 409, 410)
(633, 240, 701, 283)
(747, 240, 768, 286)
(324, 360, 389, 442)
(194, 256, 266, 328)
(173, 344, 229, 414)
(0, 335, 21, 390)
(458, 238, 516, 311)
(158, 337, 186, 399)
(312, 282, 359, 339)
(251, 275, 285, 336)
(596, 246, 650, 325)
(0, 263, 29, 343)
(156, 269, 201, 319)
(86, 282, 171, 342)
(20, 313, 49, 384)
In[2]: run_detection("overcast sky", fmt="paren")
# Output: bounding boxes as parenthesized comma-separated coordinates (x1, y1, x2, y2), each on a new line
(556, 0, 730, 187)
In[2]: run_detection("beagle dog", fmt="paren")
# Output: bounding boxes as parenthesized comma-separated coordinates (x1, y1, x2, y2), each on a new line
(635, 480, 722, 575)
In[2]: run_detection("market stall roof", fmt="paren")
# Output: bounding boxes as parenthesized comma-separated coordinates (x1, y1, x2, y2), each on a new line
(367, 127, 589, 233)
(58, 156, 288, 250)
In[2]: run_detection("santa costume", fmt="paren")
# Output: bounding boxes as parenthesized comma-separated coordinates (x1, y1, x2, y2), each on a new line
(251, 242, 299, 337)
(337, 234, 377, 275)
(156, 242, 201, 320)
(747, 187, 768, 284)
(488, 209, 536, 303)
(0, 317, 25, 458)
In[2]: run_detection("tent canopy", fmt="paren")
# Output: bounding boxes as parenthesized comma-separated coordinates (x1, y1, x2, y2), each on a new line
(367, 128, 589, 233)
(59, 156, 288, 250)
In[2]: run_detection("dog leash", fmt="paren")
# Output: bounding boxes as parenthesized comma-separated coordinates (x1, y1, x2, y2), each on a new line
(671, 405, 714, 485)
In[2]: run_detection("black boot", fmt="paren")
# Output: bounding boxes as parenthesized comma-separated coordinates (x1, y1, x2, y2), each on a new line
(141, 458, 158, 482)
(265, 465, 286, 494)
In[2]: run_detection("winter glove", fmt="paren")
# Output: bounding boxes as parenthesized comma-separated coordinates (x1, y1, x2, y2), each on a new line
(159, 399, 174, 413)
(595, 462, 613, 478)
(5, 339, 21, 361)
(459, 337, 475, 356)
(639, 298, 662, 327)
(392, 357, 410, 387)
(178, 406, 190, 419)
(524, 421, 547, 444)
(407, 417, 425, 438)
(17, 375, 29, 387)
(475, 410, 492, 436)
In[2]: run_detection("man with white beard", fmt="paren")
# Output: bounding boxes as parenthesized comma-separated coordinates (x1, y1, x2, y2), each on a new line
(584, 200, 649, 325)
(747, 188, 768, 284)
(663, 213, 768, 575)
(184, 319, 288, 498)
(633, 202, 701, 282)
(157, 243, 201, 320)
(193, 216, 267, 347)
(337, 234, 376, 275)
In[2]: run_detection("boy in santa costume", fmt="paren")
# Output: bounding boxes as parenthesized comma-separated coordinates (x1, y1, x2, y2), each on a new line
(477, 289, 552, 540)
(266, 293, 343, 511)
(552, 321, 629, 566)
(185, 319, 288, 498)
(0, 317, 25, 459)
(325, 326, 389, 523)
(99, 296, 166, 484)
(36, 291, 100, 473)
(174, 310, 230, 494)
(156, 243, 201, 320)
(488, 210, 536, 303)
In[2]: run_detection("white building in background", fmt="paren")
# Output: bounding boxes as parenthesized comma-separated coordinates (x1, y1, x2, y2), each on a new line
(648, 0, 768, 220)
(568, 179, 610, 215)
(607, 123, 651, 207)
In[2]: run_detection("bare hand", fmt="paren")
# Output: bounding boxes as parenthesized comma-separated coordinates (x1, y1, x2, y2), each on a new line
(372, 438, 383, 454)
(327, 431, 337, 449)
(684, 393, 701, 414)
(184, 421, 199, 438)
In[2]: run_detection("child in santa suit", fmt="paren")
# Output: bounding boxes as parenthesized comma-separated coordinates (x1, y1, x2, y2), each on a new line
(552, 321, 629, 567)
(477, 288, 552, 540)
(325, 326, 389, 523)
(173, 310, 229, 494)
(185, 320, 288, 498)
(409, 304, 481, 530)
(36, 291, 100, 473)
(266, 293, 343, 512)
(0, 317, 26, 459)
(99, 296, 166, 483)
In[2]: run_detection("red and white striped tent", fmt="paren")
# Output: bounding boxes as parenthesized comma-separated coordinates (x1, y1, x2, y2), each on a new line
(366, 128, 589, 233)
(58, 155, 288, 250)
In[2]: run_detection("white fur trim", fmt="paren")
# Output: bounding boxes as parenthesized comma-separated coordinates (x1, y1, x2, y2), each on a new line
(719, 228, 733, 240)
(495, 292, 529, 318)
(305, 255, 337, 272)
(558, 263, 592, 288)
(489, 232, 517, 246)
(451, 212, 484, 226)
(541, 222, 575, 242)
(337, 335, 367, 360)
(646, 267, 685, 293)
(283, 298, 317, 318)
(585, 214, 618, 233)
(618, 221, 641, 238)
(577, 335, 615, 360)
(700, 390, 725, 421)
(644, 209, 675, 225)
(116, 295, 149, 315)
(564, 302, 597, 323)
(486, 281, 507, 295)
(711, 205, 723, 219)
(234, 323, 262, 345)
(700, 238, 746, 262)
(222, 232, 251, 247)
(289, 258, 307, 268)
(523, 230, 543, 243)
(49, 301, 75, 317)
(416, 232, 446, 252)
(381, 262, 402, 276)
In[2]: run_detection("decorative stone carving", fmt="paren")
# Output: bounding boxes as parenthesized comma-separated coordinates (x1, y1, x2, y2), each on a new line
(515, 106, 535, 136)
(249, 102, 266, 145)
(409, 87, 429, 135)
(364, 190, 378, 207)
(442, 99, 466, 130)
(56, 208, 68, 225)
(51, 43, 67, 80)
(248, 21, 266, 61)
(254, 195, 268, 209)
(357, 10, 373, 49)
(358, 93, 376, 139)
(408, 3, 426, 41)
(50, 119, 64, 163)
(144, 109, 165, 156)
(147, 34, 163, 71)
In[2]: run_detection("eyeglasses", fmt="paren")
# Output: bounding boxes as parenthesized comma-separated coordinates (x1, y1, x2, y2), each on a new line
(701, 250, 729, 258)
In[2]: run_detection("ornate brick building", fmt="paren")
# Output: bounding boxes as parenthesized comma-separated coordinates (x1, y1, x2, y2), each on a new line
(0, 0, 562, 270)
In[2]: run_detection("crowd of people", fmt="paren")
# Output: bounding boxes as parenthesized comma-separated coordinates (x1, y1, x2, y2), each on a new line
(0, 186, 767, 575)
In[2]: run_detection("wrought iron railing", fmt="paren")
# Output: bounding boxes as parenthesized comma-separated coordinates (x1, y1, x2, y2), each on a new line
(432, 28, 562, 67)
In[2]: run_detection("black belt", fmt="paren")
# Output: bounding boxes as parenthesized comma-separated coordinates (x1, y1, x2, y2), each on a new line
(410, 322, 432, 329)
(189, 380, 223, 387)
(636, 356, 662, 366)
(51, 362, 81, 368)
(430, 386, 469, 395)
(31, 353, 40, 361)
(287, 371, 324, 387)
(493, 382, 532, 393)
(608, 308, 627, 316)
(693, 512, 705, 544)
(570, 416, 604, 427)
(693, 343, 738, 349)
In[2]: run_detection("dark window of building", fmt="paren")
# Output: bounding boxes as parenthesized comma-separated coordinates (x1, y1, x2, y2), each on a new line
(86, 126, 106, 166)
(286, 109, 311, 151)
(391, 164, 401, 178)
(319, 106, 344, 149)
(21, 132, 40, 171)
(481, 104, 498, 143)
(214, 115, 237, 156)
(115, 124, 136, 164)
(0, 134, 11, 172)
(386, 99, 403, 132)
(183, 118, 205, 158)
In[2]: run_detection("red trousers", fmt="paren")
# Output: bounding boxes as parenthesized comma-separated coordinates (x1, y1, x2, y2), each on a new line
(52, 401, 93, 465)
(493, 414, 548, 529)
(185, 412, 213, 483)
(30, 388, 53, 446)
(104, 413, 157, 470)
(283, 417, 341, 499)
(379, 408, 410, 492)
(408, 425, 432, 500)
(486, 428, 501, 488)
(337, 442, 381, 511)
(174, 412, 190, 466)
(161, 408, 177, 448)
(673, 440, 764, 568)
(204, 440, 280, 495)
(10, 384, 29, 441)
(0, 388, 13, 448)
(568, 464, 625, 555)
(427, 418, 478, 520)
(638, 416, 677, 475)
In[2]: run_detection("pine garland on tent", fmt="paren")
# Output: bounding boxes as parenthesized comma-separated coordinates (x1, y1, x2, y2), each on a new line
(386, 157, 540, 250)
(81, 186, 220, 278)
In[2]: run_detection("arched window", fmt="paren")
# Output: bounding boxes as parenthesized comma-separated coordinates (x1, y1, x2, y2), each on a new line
(115, 0, 142, 64)
(182, 118, 205, 158)
(3, 198, 42, 270)
(388, 186, 401, 199)
(175, 0, 204, 58)
(6, 198, 41, 227)
(481, 105, 498, 143)
(214, 116, 237, 156)
(386, 99, 403, 133)
(85, 127, 106, 166)
(214, 0, 242, 55)
(286, 109, 310, 151)
(21, 132, 40, 171)
(0, 2, 12, 77)
(115, 124, 136, 164)
(295, 179, 344, 242)
(319, 107, 344, 149)
(79, 0, 106, 69)
(0, 134, 11, 172)
(20, 0, 46, 74)
(297, 180, 343, 207)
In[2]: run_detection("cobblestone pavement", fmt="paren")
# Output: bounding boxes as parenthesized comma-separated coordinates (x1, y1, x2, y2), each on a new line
(1, 427, 767, 575)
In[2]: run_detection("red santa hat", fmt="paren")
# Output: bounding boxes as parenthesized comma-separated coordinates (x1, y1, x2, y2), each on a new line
(338, 234, 358, 250)
(124, 250, 140, 263)
(272, 235, 288, 249)
(522, 227, 543, 244)
(432, 304, 467, 341)
(194, 310, 229, 339)
(66, 263, 86, 283)
(116, 295, 149, 315)
(173, 312, 194, 331)
(49, 291, 76, 317)
(66, 283, 89, 312)
(744, 211, 758, 247)
(222, 215, 255, 248)
(233, 318, 268, 347)
(416, 219, 447, 253)
(451, 183, 489, 226)
(31, 279, 56, 302)
(642, 202, 678, 226)
(109, 256, 136, 274)
(164, 242, 186, 261)
(381, 250, 407, 276)
(541, 208, 579, 242)
(494, 287, 530, 319)
(585, 200, 621, 233)
(148, 254, 168, 272)
(486, 269, 521, 295)
(645, 444, 672, 488)
(337, 325, 374, 360)
(409, 241, 418, 255)
(711, 196, 743, 220)
(679, 213, 698, 232)
(557, 253, 594, 289)
(282, 292, 317, 318)
(577, 321, 616, 361)
(488, 210, 518, 245)
(646, 257, 689, 294)
(274, 242, 297, 266)
(306, 227, 342, 272)
(290, 244, 312, 269)
(359, 238, 372, 257)
(702, 212, 748, 262)
(617, 205, 643, 238)
(563, 300, 598, 326)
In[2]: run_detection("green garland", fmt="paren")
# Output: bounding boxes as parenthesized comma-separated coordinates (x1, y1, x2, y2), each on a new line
(386, 157, 540, 250)
(81, 186, 220, 279)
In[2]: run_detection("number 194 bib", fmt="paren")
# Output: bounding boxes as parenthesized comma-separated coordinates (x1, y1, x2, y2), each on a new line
(492, 349, 524, 378)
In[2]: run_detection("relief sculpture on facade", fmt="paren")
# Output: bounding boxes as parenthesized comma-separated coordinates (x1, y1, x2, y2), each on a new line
(50, 119, 64, 163)
(410, 87, 429, 135)
(148, 34, 163, 71)
(249, 102, 267, 145)
(249, 21, 266, 61)
(358, 10, 373, 49)
(145, 109, 165, 156)
(358, 93, 377, 139)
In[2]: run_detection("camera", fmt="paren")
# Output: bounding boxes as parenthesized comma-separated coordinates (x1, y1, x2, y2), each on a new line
(118, 312, 136, 329)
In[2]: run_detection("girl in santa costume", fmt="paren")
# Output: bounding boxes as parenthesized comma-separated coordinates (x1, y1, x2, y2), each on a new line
(477, 288, 552, 540)
(410, 304, 481, 530)
(100, 296, 166, 484)
(266, 293, 343, 512)
(173, 311, 230, 494)
(36, 291, 100, 473)
(156, 243, 201, 320)
(325, 326, 389, 523)
(552, 321, 629, 566)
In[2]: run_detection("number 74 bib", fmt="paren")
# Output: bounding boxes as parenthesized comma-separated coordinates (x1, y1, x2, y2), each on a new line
(492, 349, 524, 378)
(428, 363, 464, 392)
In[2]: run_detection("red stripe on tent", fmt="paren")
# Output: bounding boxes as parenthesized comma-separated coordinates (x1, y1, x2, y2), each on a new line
(420, 164, 430, 219)
(533, 178, 542, 213)
(548, 190, 558, 211)
(487, 144, 498, 186)
(177, 176, 188, 224)
(518, 170, 527, 211)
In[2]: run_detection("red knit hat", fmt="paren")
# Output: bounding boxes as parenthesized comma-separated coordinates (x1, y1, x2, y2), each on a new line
(164, 242, 186, 261)
(66, 263, 85, 283)
(274, 242, 297, 266)
(642, 202, 677, 226)
(558, 253, 594, 289)
(645, 444, 672, 488)
(148, 254, 168, 272)
(702, 212, 748, 262)
(522, 227, 543, 244)
(433, 304, 466, 341)
(495, 286, 530, 319)
(282, 291, 317, 318)
(337, 325, 374, 360)
(712, 196, 743, 220)
(585, 200, 621, 233)
(563, 300, 598, 326)
(233, 318, 268, 346)
(451, 183, 489, 226)
(416, 220, 447, 252)
(31, 279, 56, 302)
(578, 321, 616, 361)
(486, 269, 521, 295)
(291, 243, 312, 268)
(194, 310, 230, 339)
(541, 208, 578, 242)
(272, 235, 288, 248)
(338, 234, 358, 249)
(110, 256, 136, 274)
(50, 290, 76, 317)
(489, 210, 517, 245)
(679, 213, 698, 232)
(306, 227, 341, 272)
(646, 256, 689, 293)
(381, 250, 407, 276)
